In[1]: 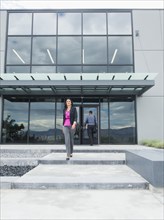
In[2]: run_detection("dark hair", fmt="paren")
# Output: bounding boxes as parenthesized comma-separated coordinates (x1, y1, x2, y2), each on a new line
(64, 98, 73, 109)
(89, 110, 92, 114)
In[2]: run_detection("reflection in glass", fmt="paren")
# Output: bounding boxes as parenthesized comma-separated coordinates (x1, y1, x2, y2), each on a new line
(8, 13, 32, 35)
(32, 66, 56, 73)
(58, 13, 81, 34)
(6, 66, 30, 73)
(32, 37, 56, 64)
(33, 13, 56, 35)
(108, 37, 133, 64)
(100, 100, 109, 144)
(108, 66, 133, 73)
(57, 66, 81, 73)
(83, 13, 106, 34)
(7, 37, 31, 64)
(83, 66, 107, 73)
(83, 37, 107, 64)
(58, 37, 81, 64)
(29, 101, 55, 144)
(108, 13, 131, 35)
(56, 101, 64, 144)
(109, 101, 136, 144)
(83, 107, 98, 145)
(2, 99, 28, 143)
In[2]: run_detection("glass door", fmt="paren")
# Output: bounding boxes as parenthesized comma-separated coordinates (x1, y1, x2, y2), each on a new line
(74, 105, 99, 145)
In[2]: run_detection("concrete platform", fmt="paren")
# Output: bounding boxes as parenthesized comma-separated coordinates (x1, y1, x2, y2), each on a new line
(11, 164, 149, 189)
(39, 152, 125, 164)
(126, 149, 164, 187)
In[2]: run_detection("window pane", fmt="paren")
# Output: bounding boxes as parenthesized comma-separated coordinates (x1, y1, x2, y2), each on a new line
(58, 13, 81, 35)
(83, 13, 106, 34)
(83, 37, 107, 64)
(108, 13, 132, 35)
(58, 37, 81, 64)
(100, 100, 109, 144)
(83, 66, 107, 73)
(32, 66, 56, 73)
(108, 66, 133, 73)
(108, 37, 133, 64)
(2, 99, 28, 143)
(8, 13, 32, 35)
(6, 66, 30, 73)
(56, 101, 64, 144)
(7, 37, 31, 64)
(29, 100, 55, 144)
(33, 13, 56, 35)
(32, 37, 56, 64)
(57, 66, 81, 73)
(110, 101, 136, 144)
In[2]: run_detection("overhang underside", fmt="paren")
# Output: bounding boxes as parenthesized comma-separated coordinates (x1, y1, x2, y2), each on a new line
(0, 73, 157, 96)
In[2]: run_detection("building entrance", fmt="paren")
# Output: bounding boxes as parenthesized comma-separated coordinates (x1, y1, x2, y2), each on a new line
(74, 105, 99, 145)
(1, 96, 137, 145)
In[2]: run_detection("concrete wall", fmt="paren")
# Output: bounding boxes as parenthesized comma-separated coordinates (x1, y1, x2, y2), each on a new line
(133, 10, 164, 142)
(0, 10, 7, 143)
(0, 10, 7, 74)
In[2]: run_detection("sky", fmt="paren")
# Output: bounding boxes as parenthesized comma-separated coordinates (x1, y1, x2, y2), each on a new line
(1, 0, 164, 10)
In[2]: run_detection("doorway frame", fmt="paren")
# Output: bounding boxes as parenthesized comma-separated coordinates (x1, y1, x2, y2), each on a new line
(75, 104, 100, 145)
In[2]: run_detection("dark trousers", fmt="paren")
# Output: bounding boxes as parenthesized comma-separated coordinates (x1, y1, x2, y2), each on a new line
(87, 125, 94, 145)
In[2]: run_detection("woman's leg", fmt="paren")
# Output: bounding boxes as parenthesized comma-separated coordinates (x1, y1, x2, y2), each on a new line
(70, 128, 75, 155)
(63, 126, 71, 157)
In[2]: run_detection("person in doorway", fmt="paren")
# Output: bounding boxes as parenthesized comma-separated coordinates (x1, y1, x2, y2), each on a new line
(84, 110, 97, 146)
(63, 98, 77, 160)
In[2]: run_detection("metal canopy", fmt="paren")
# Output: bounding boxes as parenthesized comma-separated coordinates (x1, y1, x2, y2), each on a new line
(0, 73, 157, 96)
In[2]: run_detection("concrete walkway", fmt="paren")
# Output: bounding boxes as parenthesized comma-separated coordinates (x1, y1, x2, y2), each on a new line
(1, 188, 163, 220)
(1, 144, 164, 219)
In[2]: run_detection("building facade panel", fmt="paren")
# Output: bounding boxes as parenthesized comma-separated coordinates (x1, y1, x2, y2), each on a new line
(137, 96, 164, 142)
(134, 50, 164, 96)
(132, 10, 164, 50)
(133, 10, 164, 143)
(0, 11, 7, 73)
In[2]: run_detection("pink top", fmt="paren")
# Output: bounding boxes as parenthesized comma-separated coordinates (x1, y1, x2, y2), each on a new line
(64, 110, 71, 126)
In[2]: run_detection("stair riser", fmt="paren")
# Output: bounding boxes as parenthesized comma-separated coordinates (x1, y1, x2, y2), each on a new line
(39, 160, 125, 165)
(51, 150, 125, 153)
(12, 182, 149, 190)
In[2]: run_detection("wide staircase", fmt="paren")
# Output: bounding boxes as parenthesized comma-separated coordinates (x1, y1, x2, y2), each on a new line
(1, 146, 149, 190)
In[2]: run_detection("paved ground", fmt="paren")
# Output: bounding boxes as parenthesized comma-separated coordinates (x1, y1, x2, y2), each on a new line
(1, 188, 163, 220)
(1, 145, 163, 219)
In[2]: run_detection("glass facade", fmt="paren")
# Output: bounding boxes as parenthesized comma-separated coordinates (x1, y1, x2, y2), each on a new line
(2, 97, 136, 144)
(1, 10, 137, 145)
(6, 10, 133, 73)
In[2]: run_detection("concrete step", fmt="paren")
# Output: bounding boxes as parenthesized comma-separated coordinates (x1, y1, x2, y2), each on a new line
(39, 153, 125, 165)
(12, 164, 149, 190)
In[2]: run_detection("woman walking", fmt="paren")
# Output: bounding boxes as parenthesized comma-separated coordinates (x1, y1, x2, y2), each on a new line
(63, 98, 77, 160)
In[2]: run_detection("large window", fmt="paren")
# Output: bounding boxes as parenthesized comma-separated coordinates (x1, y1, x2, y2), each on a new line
(29, 100, 55, 144)
(58, 13, 81, 35)
(58, 37, 81, 64)
(6, 10, 133, 73)
(83, 13, 106, 34)
(2, 97, 136, 144)
(7, 37, 31, 65)
(8, 13, 32, 35)
(33, 13, 56, 35)
(83, 37, 107, 64)
(109, 100, 136, 144)
(32, 37, 56, 64)
(2, 99, 29, 143)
